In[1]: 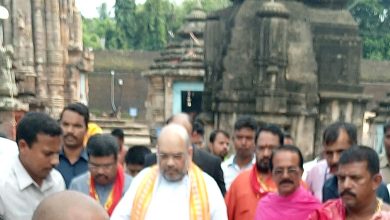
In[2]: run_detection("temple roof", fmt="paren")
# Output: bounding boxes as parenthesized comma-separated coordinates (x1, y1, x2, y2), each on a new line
(144, 4, 206, 78)
(257, 0, 290, 18)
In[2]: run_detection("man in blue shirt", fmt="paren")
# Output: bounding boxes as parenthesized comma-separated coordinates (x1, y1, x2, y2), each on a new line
(56, 102, 89, 188)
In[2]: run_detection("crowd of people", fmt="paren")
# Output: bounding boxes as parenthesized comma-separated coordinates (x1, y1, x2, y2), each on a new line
(1, 102, 390, 220)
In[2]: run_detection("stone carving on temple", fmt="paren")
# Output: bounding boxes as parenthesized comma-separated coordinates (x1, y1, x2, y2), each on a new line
(1, 0, 93, 117)
(202, 0, 370, 158)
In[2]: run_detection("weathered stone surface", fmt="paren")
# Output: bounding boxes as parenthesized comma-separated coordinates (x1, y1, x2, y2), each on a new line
(0, 0, 93, 117)
(203, 0, 369, 159)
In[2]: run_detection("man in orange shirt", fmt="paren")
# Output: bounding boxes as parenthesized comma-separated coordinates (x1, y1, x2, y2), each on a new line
(225, 124, 284, 220)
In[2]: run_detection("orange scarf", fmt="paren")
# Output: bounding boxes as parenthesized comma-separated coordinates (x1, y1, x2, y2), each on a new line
(131, 163, 210, 220)
(89, 164, 125, 216)
(249, 165, 276, 198)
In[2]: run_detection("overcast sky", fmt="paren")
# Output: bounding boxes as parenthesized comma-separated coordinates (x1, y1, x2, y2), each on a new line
(75, 0, 184, 18)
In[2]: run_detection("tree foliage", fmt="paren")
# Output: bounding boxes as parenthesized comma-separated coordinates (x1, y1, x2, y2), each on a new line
(349, 0, 390, 60)
(82, 0, 390, 59)
(114, 0, 137, 48)
(82, 0, 230, 51)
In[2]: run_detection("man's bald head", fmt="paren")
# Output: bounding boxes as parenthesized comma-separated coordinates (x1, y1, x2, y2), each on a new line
(166, 113, 192, 135)
(32, 191, 109, 220)
(157, 124, 192, 181)
(158, 124, 191, 150)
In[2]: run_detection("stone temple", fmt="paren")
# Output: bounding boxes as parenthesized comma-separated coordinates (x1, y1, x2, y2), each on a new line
(144, 3, 207, 130)
(202, 0, 370, 158)
(0, 0, 93, 138)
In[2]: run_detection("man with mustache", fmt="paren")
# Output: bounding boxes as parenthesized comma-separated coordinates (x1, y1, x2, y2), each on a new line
(56, 102, 90, 188)
(306, 122, 357, 201)
(69, 134, 132, 216)
(0, 112, 65, 220)
(207, 129, 230, 161)
(225, 124, 283, 220)
(321, 123, 389, 203)
(111, 124, 227, 220)
(309, 146, 390, 220)
(254, 145, 320, 219)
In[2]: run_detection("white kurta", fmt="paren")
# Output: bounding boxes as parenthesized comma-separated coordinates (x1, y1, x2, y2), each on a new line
(111, 167, 227, 220)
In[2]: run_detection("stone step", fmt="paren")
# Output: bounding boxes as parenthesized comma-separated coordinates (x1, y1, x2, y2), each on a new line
(91, 118, 151, 147)
(101, 129, 149, 137)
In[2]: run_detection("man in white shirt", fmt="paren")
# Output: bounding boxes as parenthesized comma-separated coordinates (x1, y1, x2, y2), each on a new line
(0, 136, 18, 156)
(111, 124, 227, 220)
(305, 122, 356, 201)
(222, 115, 257, 190)
(0, 136, 18, 172)
(0, 112, 65, 220)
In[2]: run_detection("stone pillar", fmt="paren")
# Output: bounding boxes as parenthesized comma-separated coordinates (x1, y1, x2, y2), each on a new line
(256, 1, 289, 113)
(46, 0, 65, 116)
(72, 7, 83, 51)
(12, 0, 36, 96)
(2, 0, 11, 45)
(32, 0, 48, 101)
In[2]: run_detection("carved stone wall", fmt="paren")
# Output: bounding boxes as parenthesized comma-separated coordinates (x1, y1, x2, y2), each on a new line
(0, 0, 93, 117)
(203, 0, 369, 159)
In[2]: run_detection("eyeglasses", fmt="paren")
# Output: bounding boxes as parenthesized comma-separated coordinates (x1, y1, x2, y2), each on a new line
(88, 162, 116, 170)
(157, 152, 185, 161)
(272, 167, 300, 176)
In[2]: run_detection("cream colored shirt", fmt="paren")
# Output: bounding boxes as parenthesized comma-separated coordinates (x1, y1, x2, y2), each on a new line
(111, 167, 227, 220)
(0, 156, 65, 220)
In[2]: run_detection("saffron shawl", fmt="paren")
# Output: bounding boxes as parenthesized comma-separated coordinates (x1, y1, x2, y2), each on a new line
(89, 164, 125, 216)
(131, 163, 210, 220)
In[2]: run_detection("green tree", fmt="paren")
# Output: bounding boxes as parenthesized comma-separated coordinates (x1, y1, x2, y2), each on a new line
(82, 3, 127, 50)
(181, 0, 230, 12)
(82, 18, 103, 49)
(82, 0, 232, 50)
(136, 0, 174, 50)
(349, 0, 390, 60)
(115, 0, 138, 49)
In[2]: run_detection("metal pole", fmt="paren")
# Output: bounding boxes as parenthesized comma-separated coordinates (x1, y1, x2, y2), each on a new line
(110, 70, 117, 113)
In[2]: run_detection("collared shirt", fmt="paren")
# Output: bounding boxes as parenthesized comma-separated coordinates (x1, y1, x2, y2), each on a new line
(56, 148, 88, 188)
(0, 137, 18, 156)
(69, 171, 133, 206)
(221, 154, 255, 190)
(110, 167, 227, 220)
(380, 154, 390, 184)
(0, 156, 65, 220)
(322, 175, 390, 203)
(0, 138, 18, 173)
(305, 159, 331, 201)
